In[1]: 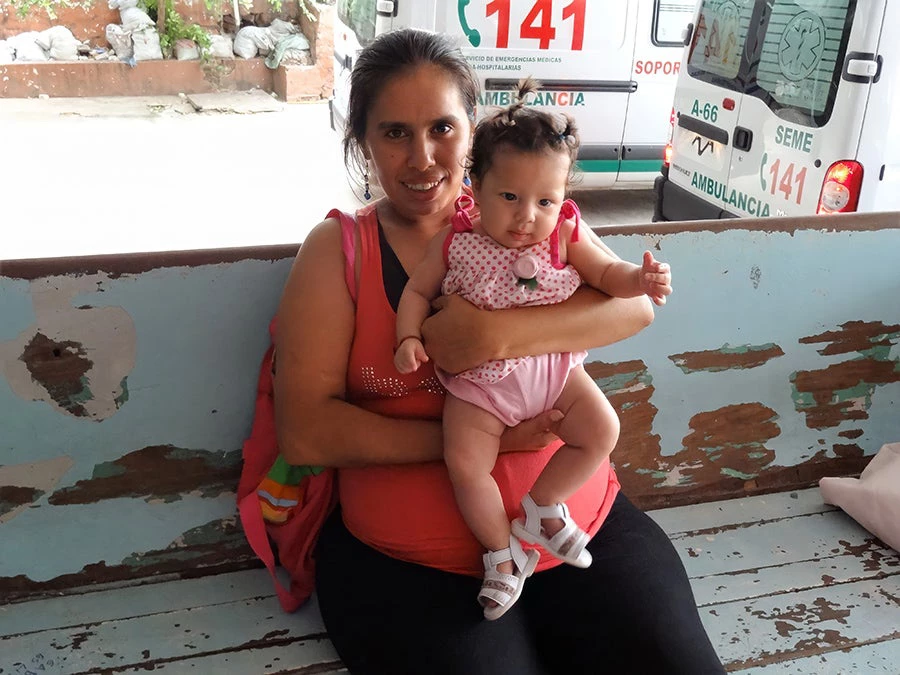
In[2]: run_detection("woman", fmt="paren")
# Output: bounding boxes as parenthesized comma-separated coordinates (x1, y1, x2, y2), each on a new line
(274, 28, 724, 675)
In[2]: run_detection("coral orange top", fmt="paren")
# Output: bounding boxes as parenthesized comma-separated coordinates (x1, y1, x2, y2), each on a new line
(337, 203, 620, 576)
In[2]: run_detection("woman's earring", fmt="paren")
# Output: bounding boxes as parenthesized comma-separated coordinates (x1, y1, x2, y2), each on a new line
(364, 164, 372, 201)
(463, 169, 471, 187)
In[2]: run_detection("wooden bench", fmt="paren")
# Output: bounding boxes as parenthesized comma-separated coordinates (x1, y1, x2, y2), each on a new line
(2, 488, 896, 673)
(2, 213, 898, 673)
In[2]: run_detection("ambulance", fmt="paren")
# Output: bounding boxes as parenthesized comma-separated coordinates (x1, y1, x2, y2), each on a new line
(330, 0, 698, 188)
(654, 0, 900, 220)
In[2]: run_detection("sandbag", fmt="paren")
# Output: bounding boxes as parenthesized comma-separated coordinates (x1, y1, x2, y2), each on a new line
(37, 26, 80, 61)
(174, 38, 201, 60)
(234, 26, 275, 58)
(269, 19, 301, 41)
(132, 27, 163, 61)
(35, 26, 70, 50)
(106, 24, 134, 60)
(120, 6, 155, 32)
(207, 34, 234, 59)
(8, 33, 48, 62)
(0, 40, 14, 64)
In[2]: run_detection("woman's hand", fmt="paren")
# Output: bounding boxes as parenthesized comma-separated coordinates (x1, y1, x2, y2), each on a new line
(499, 409, 564, 453)
(421, 294, 495, 374)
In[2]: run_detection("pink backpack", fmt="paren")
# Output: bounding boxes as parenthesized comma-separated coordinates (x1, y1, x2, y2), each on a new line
(237, 209, 357, 612)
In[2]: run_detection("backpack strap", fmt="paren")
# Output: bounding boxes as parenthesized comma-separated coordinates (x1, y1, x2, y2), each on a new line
(237, 341, 303, 610)
(238, 208, 351, 612)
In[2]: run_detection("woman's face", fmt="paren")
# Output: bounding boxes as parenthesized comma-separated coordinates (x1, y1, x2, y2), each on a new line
(363, 64, 473, 222)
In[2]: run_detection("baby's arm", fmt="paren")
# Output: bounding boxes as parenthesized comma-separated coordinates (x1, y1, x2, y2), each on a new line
(394, 227, 450, 374)
(565, 223, 673, 306)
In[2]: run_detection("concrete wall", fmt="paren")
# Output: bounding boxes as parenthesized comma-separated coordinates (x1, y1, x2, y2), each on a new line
(1, 213, 898, 599)
(0, 57, 274, 97)
(1, 3, 119, 43)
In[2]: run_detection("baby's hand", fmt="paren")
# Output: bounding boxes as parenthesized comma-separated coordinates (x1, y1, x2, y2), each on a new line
(641, 251, 673, 306)
(394, 336, 429, 374)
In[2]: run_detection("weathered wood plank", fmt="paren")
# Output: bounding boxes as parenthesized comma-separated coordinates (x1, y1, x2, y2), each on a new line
(3, 488, 897, 674)
(735, 638, 900, 673)
(704, 578, 900, 670)
(115, 635, 342, 674)
(0, 594, 326, 674)
(692, 552, 899, 607)
(674, 510, 892, 578)
(648, 488, 836, 536)
(0, 570, 274, 637)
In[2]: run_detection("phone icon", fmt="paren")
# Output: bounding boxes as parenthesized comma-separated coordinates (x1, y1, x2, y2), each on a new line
(458, 0, 481, 47)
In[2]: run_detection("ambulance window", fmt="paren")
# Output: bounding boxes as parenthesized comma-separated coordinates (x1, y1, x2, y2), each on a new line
(653, 0, 697, 46)
(686, 0, 756, 90)
(338, 0, 376, 47)
(752, 0, 856, 127)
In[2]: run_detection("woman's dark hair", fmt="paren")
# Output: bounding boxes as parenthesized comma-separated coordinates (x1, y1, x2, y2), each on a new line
(343, 29, 480, 179)
(468, 78, 580, 183)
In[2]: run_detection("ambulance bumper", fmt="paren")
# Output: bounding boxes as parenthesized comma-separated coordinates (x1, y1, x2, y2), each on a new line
(653, 167, 738, 222)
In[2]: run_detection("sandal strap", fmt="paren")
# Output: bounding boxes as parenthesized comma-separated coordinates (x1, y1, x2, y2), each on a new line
(507, 535, 532, 574)
(478, 568, 519, 608)
(483, 547, 513, 570)
(522, 492, 570, 531)
(546, 518, 589, 559)
(518, 493, 589, 561)
(483, 536, 534, 577)
(479, 586, 512, 607)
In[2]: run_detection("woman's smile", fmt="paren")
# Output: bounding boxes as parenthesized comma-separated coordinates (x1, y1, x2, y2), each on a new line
(402, 177, 445, 194)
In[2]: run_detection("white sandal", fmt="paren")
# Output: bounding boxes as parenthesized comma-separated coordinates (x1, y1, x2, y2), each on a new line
(478, 535, 540, 621)
(511, 493, 593, 568)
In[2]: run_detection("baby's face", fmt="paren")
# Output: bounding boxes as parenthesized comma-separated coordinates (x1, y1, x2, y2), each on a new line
(472, 148, 569, 249)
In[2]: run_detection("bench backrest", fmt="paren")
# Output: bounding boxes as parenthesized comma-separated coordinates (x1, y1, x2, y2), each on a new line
(2, 213, 898, 601)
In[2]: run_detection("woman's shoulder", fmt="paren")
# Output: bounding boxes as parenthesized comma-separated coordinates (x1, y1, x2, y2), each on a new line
(301, 215, 344, 255)
(280, 210, 360, 310)
(303, 204, 373, 250)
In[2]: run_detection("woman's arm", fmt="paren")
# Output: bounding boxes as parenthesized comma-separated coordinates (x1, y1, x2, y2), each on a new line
(421, 221, 654, 374)
(423, 289, 653, 374)
(274, 217, 444, 468)
(274, 219, 557, 466)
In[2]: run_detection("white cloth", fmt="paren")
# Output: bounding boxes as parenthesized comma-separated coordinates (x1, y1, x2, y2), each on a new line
(820, 442, 900, 552)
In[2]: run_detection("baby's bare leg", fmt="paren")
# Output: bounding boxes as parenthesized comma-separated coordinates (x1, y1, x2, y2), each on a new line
(443, 393, 509, 556)
(530, 365, 619, 510)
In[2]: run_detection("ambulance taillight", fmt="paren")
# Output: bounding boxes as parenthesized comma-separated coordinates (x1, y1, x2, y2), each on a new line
(664, 107, 676, 167)
(817, 161, 864, 214)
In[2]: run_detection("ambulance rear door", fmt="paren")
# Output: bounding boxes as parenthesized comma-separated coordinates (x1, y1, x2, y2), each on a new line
(437, 0, 638, 188)
(725, 0, 878, 217)
(667, 0, 758, 217)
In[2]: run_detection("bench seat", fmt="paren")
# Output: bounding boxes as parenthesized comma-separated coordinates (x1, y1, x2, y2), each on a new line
(2, 488, 897, 674)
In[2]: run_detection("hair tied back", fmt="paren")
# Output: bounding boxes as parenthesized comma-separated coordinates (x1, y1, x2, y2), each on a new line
(502, 76, 540, 126)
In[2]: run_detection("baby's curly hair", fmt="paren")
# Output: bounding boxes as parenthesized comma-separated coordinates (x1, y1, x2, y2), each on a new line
(468, 77, 580, 183)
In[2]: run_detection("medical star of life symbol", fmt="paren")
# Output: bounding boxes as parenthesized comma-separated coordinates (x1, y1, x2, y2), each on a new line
(779, 12, 826, 81)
